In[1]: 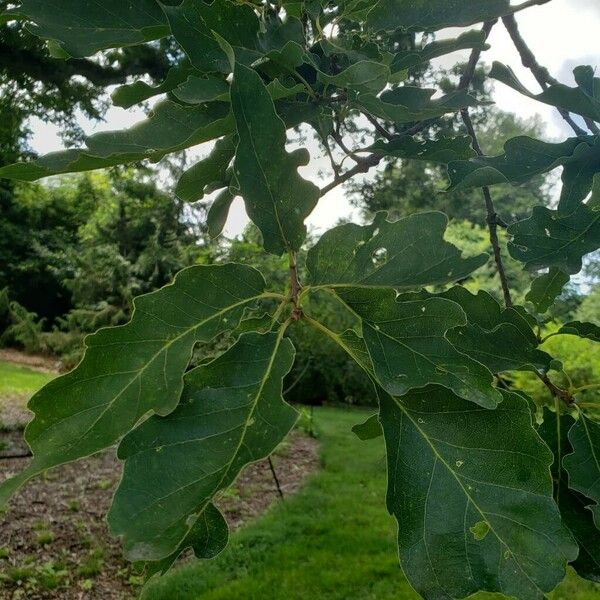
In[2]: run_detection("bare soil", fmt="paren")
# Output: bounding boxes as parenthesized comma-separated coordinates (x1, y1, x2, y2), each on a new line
(0, 430, 319, 599)
(0, 349, 61, 374)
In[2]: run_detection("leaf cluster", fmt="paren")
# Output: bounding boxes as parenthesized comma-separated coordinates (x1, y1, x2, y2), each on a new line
(1, 2, 599, 599)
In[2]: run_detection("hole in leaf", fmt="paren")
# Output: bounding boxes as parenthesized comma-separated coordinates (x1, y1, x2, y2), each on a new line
(371, 247, 388, 267)
(470, 521, 490, 541)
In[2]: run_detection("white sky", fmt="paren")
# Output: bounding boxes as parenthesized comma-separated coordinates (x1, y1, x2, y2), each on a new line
(29, 0, 600, 238)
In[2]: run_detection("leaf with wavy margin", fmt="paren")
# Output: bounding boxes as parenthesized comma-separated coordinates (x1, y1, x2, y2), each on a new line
(108, 331, 297, 560)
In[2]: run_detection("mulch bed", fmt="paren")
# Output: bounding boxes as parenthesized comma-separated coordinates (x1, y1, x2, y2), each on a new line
(0, 430, 319, 599)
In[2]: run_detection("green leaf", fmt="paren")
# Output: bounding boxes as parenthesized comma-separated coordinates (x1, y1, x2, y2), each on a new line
(356, 87, 480, 124)
(172, 75, 230, 105)
(230, 62, 320, 255)
(207, 189, 235, 239)
(175, 136, 237, 203)
(307, 211, 487, 288)
(558, 486, 600, 582)
(144, 503, 228, 577)
(339, 287, 502, 408)
(112, 63, 196, 109)
(490, 62, 600, 123)
(556, 321, 600, 342)
(0, 101, 233, 182)
(508, 175, 600, 274)
(448, 135, 600, 214)
(379, 386, 577, 599)
(163, 0, 261, 74)
(368, 136, 476, 163)
(390, 30, 488, 73)
(366, 0, 511, 32)
(401, 287, 555, 373)
(565, 414, 600, 528)
(352, 413, 382, 440)
(526, 268, 570, 313)
(6, 0, 169, 57)
(108, 331, 297, 560)
(318, 61, 390, 95)
(0, 264, 272, 505)
(538, 409, 600, 583)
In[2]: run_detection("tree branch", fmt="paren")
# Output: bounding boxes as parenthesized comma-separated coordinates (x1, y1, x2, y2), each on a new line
(457, 21, 514, 309)
(320, 120, 433, 197)
(502, 14, 588, 136)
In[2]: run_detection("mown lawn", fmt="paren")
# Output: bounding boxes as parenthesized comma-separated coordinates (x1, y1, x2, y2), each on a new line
(0, 361, 54, 397)
(142, 407, 598, 600)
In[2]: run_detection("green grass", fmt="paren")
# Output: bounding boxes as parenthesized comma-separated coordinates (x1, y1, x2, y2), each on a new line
(141, 407, 599, 600)
(0, 361, 54, 396)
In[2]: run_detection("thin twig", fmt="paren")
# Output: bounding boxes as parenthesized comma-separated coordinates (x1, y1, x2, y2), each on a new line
(319, 120, 433, 197)
(320, 154, 382, 196)
(364, 113, 394, 140)
(267, 456, 285, 500)
(538, 371, 575, 405)
(502, 14, 587, 136)
(288, 251, 303, 320)
(458, 20, 497, 90)
(457, 21, 515, 309)
(460, 109, 514, 308)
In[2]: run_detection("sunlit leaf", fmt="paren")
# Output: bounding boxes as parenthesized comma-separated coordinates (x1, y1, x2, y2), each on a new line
(318, 61, 390, 95)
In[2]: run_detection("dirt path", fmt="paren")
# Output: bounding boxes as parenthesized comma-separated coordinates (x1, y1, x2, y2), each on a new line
(0, 430, 319, 599)
(0, 349, 61, 374)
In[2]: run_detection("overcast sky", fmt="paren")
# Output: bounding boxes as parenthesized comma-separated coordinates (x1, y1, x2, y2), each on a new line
(29, 0, 600, 237)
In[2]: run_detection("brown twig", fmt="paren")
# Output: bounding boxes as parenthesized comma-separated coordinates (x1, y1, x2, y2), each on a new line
(364, 113, 394, 141)
(502, 14, 587, 136)
(458, 19, 577, 405)
(267, 456, 285, 500)
(460, 109, 514, 308)
(320, 120, 433, 197)
(457, 21, 514, 309)
(288, 251, 303, 320)
(538, 371, 575, 405)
